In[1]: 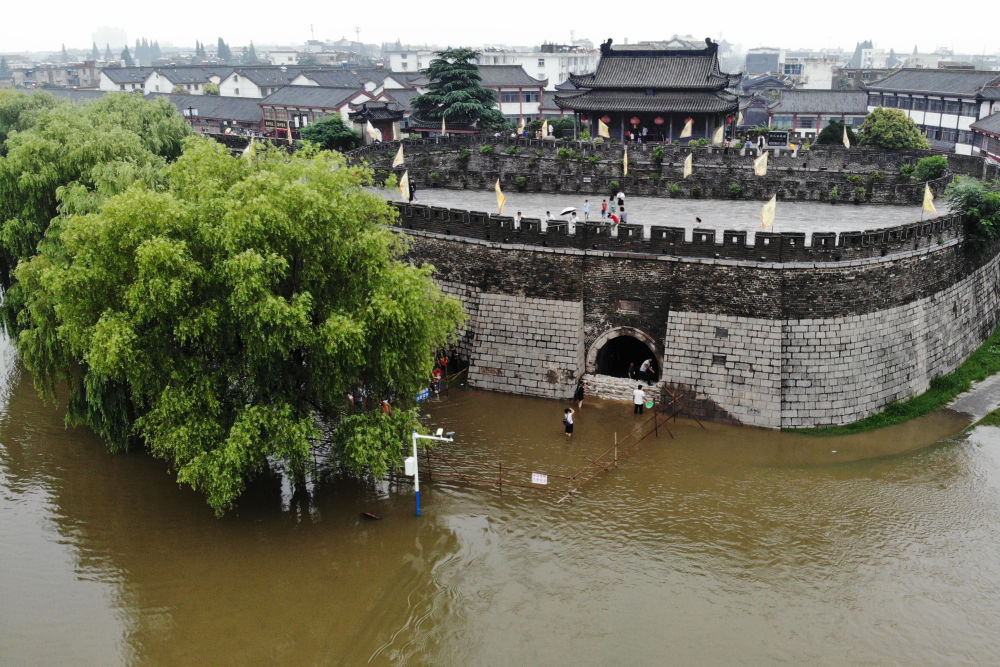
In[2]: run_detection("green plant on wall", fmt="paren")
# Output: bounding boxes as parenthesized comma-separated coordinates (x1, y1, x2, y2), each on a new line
(899, 164, 915, 182)
(668, 183, 681, 197)
(515, 175, 527, 191)
(652, 145, 664, 169)
(853, 186, 867, 202)
(505, 145, 521, 155)
(729, 183, 743, 198)
(914, 155, 948, 182)
(690, 185, 702, 198)
(480, 144, 494, 154)
(829, 185, 839, 201)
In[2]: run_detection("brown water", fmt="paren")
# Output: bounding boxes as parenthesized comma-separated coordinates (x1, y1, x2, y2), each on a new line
(3, 346, 1000, 664)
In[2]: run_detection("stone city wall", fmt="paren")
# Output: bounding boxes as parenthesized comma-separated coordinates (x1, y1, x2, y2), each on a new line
(404, 228, 1000, 429)
(352, 137, 987, 205)
(392, 201, 964, 263)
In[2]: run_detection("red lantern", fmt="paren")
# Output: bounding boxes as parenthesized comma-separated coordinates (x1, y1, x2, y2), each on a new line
(601, 115, 611, 124)
(630, 116, 640, 126)
(580, 114, 588, 122)
(726, 115, 735, 124)
(654, 116, 664, 125)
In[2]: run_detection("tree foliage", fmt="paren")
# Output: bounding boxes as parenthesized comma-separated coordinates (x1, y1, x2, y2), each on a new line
(216, 38, 232, 64)
(299, 115, 361, 152)
(914, 155, 948, 182)
(815, 119, 857, 146)
(204, 82, 220, 96)
(411, 48, 501, 129)
(945, 177, 1000, 246)
(15, 139, 464, 515)
(857, 107, 930, 150)
(0, 89, 59, 149)
(0, 93, 190, 325)
(243, 42, 259, 65)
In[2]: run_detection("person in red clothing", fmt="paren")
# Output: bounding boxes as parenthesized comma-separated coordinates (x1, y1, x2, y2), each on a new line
(601, 199, 608, 219)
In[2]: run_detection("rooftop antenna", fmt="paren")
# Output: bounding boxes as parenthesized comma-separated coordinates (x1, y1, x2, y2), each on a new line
(310, 24, 314, 40)
(355, 26, 360, 44)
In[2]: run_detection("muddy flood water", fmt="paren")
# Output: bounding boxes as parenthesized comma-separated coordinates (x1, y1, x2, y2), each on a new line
(3, 346, 1000, 664)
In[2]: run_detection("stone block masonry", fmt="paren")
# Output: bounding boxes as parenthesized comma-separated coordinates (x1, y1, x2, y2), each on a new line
(403, 225, 1000, 429)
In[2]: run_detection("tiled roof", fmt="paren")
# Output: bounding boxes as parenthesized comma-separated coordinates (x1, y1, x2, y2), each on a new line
(381, 88, 420, 110)
(867, 68, 1000, 96)
(477, 65, 546, 88)
(568, 39, 737, 91)
(971, 110, 1000, 136)
(231, 67, 303, 86)
(554, 89, 739, 113)
(44, 89, 109, 103)
(154, 67, 227, 84)
(349, 102, 405, 121)
(982, 88, 1000, 100)
(101, 67, 153, 83)
(541, 90, 571, 109)
(259, 85, 363, 108)
(147, 93, 263, 123)
(295, 69, 371, 87)
(768, 90, 869, 114)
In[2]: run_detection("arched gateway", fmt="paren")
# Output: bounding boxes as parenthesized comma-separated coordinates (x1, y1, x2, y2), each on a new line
(587, 327, 662, 380)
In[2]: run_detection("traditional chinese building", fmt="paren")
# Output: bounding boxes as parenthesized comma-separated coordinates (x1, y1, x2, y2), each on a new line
(555, 38, 741, 142)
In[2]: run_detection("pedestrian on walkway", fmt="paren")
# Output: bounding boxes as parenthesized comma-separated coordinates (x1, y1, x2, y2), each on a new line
(601, 199, 608, 218)
(408, 178, 417, 202)
(633, 385, 646, 415)
(574, 378, 585, 409)
(563, 408, 575, 437)
(584, 199, 591, 221)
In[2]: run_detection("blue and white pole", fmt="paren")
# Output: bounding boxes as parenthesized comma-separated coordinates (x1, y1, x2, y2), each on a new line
(411, 430, 421, 517)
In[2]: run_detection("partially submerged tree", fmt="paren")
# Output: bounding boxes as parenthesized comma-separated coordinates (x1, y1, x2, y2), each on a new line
(15, 139, 464, 515)
(857, 107, 930, 150)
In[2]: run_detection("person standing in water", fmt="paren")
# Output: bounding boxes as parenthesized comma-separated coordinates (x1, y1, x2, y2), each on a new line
(563, 408, 575, 437)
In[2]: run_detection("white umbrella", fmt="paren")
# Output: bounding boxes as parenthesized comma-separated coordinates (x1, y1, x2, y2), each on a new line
(560, 206, 577, 215)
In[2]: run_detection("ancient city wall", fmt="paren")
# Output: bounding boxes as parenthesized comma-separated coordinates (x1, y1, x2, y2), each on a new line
(403, 228, 1000, 429)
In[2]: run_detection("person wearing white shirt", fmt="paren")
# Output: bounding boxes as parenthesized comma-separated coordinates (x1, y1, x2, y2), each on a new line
(632, 385, 646, 415)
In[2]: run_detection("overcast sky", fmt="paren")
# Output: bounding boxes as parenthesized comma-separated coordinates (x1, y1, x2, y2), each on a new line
(3, 0, 998, 56)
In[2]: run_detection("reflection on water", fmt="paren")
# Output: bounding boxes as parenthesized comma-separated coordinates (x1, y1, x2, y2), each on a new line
(2, 345, 1000, 663)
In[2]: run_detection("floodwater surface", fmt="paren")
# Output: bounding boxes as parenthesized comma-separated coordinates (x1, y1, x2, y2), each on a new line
(2, 347, 1000, 664)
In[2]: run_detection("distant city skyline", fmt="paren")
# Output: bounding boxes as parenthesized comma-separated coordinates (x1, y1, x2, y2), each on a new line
(3, 0, 998, 57)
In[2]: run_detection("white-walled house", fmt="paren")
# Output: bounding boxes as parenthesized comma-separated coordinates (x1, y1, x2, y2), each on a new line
(475, 46, 598, 91)
(218, 67, 303, 98)
(268, 51, 299, 66)
(100, 67, 152, 92)
(258, 86, 376, 139)
(477, 65, 547, 122)
(866, 69, 1000, 154)
(143, 68, 227, 95)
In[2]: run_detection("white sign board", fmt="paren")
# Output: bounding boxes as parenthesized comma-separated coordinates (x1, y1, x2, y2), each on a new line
(531, 472, 548, 485)
(404, 456, 417, 476)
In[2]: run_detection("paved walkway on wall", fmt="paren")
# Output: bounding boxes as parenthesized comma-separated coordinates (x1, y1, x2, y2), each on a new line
(949, 374, 1000, 424)
(385, 189, 942, 244)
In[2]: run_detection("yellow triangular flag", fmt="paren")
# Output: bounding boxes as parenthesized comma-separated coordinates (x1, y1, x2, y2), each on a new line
(712, 124, 724, 145)
(366, 120, 381, 142)
(754, 151, 768, 177)
(518, 117, 525, 135)
(623, 146, 628, 176)
(242, 137, 256, 160)
(843, 125, 851, 148)
(680, 117, 693, 139)
(761, 194, 777, 229)
(598, 118, 610, 138)
(495, 179, 507, 214)
(399, 170, 409, 200)
(682, 152, 692, 179)
(392, 144, 404, 168)
(542, 119, 549, 138)
(441, 115, 446, 136)
(737, 111, 744, 126)
(923, 184, 937, 215)
(392, 123, 400, 140)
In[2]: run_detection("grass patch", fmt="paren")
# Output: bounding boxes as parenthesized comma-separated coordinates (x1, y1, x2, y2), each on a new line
(975, 407, 1000, 427)
(791, 324, 1000, 435)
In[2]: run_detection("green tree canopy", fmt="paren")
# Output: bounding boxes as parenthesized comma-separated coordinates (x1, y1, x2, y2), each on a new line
(945, 177, 1000, 246)
(204, 82, 220, 96)
(120, 46, 133, 66)
(217, 37, 232, 63)
(15, 138, 464, 514)
(411, 48, 501, 129)
(914, 155, 948, 182)
(243, 42, 258, 65)
(0, 89, 59, 149)
(815, 119, 857, 146)
(857, 107, 930, 150)
(299, 115, 361, 152)
(0, 93, 190, 321)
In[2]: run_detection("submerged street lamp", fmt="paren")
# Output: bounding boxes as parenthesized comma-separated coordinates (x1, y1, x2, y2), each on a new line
(406, 428, 454, 516)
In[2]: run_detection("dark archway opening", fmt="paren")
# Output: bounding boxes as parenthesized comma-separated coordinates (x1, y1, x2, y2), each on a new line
(595, 336, 657, 379)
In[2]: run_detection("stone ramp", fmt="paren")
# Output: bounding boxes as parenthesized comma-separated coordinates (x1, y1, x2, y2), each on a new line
(948, 373, 1000, 423)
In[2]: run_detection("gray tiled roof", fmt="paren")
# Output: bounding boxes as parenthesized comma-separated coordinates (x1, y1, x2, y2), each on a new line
(768, 90, 869, 114)
(971, 110, 1000, 136)
(259, 85, 362, 108)
(568, 41, 737, 90)
(231, 67, 303, 86)
(382, 88, 420, 110)
(155, 67, 229, 84)
(867, 68, 1000, 96)
(555, 89, 739, 113)
(146, 93, 263, 123)
(478, 65, 546, 88)
(295, 69, 370, 87)
(101, 67, 153, 83)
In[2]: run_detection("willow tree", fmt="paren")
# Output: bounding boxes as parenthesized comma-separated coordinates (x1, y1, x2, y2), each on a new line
(16, 138, 464, 515)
